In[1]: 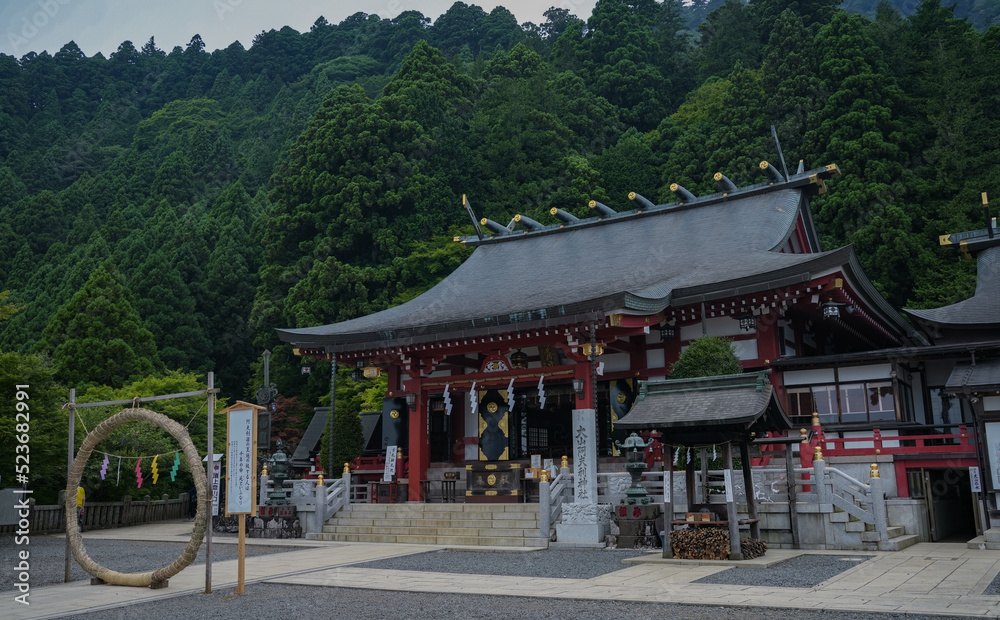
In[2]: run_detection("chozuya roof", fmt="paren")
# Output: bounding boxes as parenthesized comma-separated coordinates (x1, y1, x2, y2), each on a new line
(276, 163, 917, 352)
(616, 372, 791, 445)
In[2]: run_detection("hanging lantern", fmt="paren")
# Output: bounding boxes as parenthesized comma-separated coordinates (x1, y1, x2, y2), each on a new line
(510, 349, 529, 369)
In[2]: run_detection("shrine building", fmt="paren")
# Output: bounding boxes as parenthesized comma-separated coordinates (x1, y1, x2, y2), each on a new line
(273, 166, 886, 469)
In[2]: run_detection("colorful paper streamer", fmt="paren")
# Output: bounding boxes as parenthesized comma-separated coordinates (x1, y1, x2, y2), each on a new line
(99, 453, 109, 480)
(136, 458, 143, 488)
(170, 452, 180, 481)
(151, 455, 159, 485)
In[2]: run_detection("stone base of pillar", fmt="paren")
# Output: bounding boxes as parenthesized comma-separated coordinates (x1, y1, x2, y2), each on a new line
(554, 522, 609, 545)
(554, 502, 612, 545)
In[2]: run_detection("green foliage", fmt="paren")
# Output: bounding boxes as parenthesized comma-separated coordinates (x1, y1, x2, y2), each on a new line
(0, 351, 66, 503)
(669, 336, 743, 379)
(2, 3, 999, 425)
(74, 371, 225, 501)
(36, 262, 161, 389)
(317, 367, 373, 471)
(0, 290, 22, 321)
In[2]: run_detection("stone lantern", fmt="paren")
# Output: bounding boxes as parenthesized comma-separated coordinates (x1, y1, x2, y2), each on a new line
(615, 432, 654, 506)
(265, 440, 290, 506)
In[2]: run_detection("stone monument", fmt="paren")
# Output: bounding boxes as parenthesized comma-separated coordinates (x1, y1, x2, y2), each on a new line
(555, 409, 612, 545)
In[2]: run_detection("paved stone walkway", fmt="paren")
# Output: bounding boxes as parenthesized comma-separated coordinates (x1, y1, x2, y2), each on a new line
(10, 522, 1000, 619)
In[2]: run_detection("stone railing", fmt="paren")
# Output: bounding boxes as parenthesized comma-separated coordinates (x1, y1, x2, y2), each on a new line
(796, 457, 888, 542)
(538, 468, 572, 539)
(261, 472, 351, 535)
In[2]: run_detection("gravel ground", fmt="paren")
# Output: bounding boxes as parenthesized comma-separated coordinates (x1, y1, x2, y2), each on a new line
(350, 548, 648, 579)
(0, 534, 295, 590)
(62, 583, 958, 620)
(0, 537, 962, 620)
(694, 554, 872, 588)
(984, 572, 1000, 595)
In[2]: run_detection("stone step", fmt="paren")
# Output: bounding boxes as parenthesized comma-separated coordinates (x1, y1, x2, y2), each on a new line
(830, 511, 851, 523)
(347, 503, 537, 513)
(323, 503, 545, 547)
(323, 525, 536, 537)
(984, 528, 1000, 543)
(844, 521, 866, 533)
(967, 536, 1000, 550)
(861, 526, 905, 542)
(337, 517, 538, 529)
(879, 534, 920, 551)
(307, 531, 547, 547)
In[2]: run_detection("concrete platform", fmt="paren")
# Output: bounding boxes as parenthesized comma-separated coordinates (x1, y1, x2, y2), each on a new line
(11, 521, 1000, 619)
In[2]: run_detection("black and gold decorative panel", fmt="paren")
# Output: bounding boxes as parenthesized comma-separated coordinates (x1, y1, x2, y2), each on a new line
(478, 389, 509, 461)
(466, 461, 521, 502)
(382, 397, 408, 451)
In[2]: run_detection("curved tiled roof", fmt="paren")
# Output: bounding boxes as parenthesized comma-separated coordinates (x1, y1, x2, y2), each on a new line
(906, 246, 1000, 327)
(277, 166, 914, 350)
(616, 372, 791, 444)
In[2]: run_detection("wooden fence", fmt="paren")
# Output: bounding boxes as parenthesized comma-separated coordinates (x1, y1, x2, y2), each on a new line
(0, 492, 192, 535)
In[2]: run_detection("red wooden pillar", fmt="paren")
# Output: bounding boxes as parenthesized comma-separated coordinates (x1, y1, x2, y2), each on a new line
(405, 381, 428, 502)
(755, 308, 781, 368)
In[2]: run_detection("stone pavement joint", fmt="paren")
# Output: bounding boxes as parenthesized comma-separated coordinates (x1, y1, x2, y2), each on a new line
(11, 522, 1000, 619)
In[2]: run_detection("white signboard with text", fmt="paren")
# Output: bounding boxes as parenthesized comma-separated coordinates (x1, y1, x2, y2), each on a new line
(384, 445, 397, 482)
(225, 407, 257, 515)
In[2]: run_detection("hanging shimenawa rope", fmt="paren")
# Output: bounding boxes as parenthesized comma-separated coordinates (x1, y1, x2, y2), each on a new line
(71, 397, 209, 462)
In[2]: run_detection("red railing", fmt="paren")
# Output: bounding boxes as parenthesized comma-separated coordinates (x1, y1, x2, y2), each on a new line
(817, 425, 976, 457)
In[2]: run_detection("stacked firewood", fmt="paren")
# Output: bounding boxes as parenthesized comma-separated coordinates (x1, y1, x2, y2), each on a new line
(670, 528, 767, 560)
(741, 538, 767, 560)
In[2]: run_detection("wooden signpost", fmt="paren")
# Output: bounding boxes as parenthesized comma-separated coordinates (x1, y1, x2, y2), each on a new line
(221, 401, 264, 595)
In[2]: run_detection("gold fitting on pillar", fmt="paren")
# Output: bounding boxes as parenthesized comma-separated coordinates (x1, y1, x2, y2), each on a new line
(343, 462, 351, 474)
(397, 447, 403, 459)
(811, 412, 820, 428)
(870, 463, 880, 479)
(317, 474, 325, 487)
(539, 468, 550, 482)
(799, 428, 808, 442)
(813, 446, 823, 461)
(561, 455, 569, 469)
(262, 465, 268, 476)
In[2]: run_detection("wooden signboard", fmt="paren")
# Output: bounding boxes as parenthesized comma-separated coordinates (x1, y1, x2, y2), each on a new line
(224, 404, 259, 516)
(220, 401, 264, 595)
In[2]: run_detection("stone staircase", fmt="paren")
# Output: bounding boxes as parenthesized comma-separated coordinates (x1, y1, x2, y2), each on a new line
(828, 507, 920, 551)
(307, 503, 548, 547)
(753, 503, 919, 551)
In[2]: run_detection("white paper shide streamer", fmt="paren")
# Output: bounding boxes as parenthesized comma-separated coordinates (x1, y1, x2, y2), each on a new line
(506, 378, 515, 411)
(443, 384, 452, 416)
(537, 375, 546, 409)
(469, 381, 477, 416)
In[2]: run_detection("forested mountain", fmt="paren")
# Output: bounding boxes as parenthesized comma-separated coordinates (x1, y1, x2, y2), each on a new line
(2, 0, 998, 430)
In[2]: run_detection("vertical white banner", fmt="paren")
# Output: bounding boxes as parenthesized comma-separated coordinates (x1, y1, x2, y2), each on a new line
(985, 422, 1000, 490)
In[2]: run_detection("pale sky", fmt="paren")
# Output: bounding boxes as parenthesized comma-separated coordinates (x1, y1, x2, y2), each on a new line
(0, 0, 599, 59)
